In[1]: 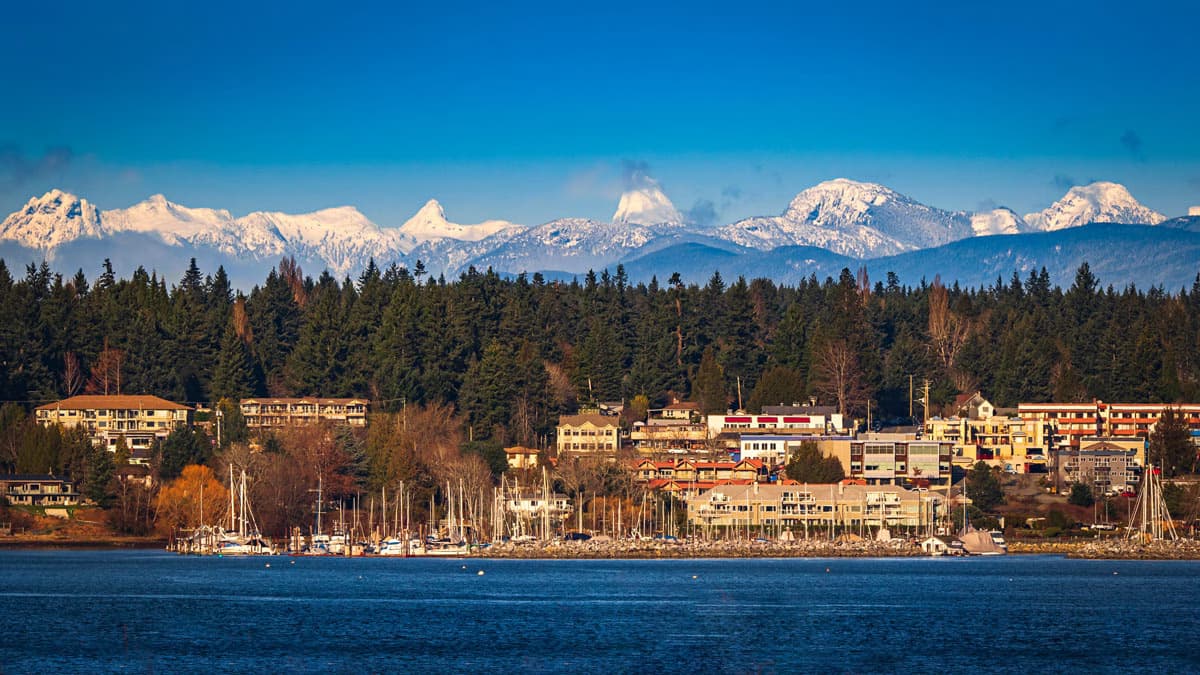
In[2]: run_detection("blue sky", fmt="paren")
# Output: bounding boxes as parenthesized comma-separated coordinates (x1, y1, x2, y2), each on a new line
(3, 1, 1198, 226)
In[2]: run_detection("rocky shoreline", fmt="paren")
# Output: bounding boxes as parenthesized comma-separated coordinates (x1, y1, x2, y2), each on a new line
(6, 535, 1200, 560)
(477, 537, 1200, 561)
(477, 538, 923, 559)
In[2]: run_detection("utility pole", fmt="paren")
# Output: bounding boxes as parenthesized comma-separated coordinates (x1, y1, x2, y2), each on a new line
(922, 379, 931, 425)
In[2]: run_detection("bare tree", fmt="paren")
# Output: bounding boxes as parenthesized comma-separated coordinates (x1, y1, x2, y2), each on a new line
(62, 351, 85, 397)
(811, 339, 867, 417)
(927, 279, 974, 382)
(87, 339, 124, 395)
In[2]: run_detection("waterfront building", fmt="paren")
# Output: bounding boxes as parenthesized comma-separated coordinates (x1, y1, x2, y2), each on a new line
(240, 398, 369, 429)
(0, 474, 80, 507)
(35, 394, 192, 453)
(687, 482, 942, 532)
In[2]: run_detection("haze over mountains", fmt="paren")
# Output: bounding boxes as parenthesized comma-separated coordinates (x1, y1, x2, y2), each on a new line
(2, 178, 1196, 291)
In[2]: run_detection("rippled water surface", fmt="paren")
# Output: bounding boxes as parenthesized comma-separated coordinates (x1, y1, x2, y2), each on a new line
(2, 550, 1199, 672)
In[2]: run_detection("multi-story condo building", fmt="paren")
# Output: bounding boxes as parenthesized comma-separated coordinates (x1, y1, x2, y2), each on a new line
(240, 398, 369, 429)
(1059, 440, 1141, 495)
(849, 440, 954, 486)
(35, 394, 192, 453)
(925, 393, 1050, 473)
(1017, 401, 1200, 452)
(687, 482, 943, 532)
(556, 414, 621, 456)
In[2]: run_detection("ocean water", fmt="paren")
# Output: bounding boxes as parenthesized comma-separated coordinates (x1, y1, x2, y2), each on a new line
(1, 550, 1198, 673)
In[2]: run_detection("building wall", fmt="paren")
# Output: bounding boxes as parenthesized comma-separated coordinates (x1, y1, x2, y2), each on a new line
(687, 483, 939, 530)
(241, 398, 369, 428)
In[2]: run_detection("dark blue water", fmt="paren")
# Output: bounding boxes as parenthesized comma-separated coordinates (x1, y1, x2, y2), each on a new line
(1, 550, 1198, 673)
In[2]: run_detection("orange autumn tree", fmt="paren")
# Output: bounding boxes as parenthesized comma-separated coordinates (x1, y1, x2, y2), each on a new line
(156, 464, 229, 536)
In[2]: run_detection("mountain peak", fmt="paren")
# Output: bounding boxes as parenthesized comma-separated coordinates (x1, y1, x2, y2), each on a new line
(414, 198, 448, 222)
(398, 198, 518, 244)
(1, 188, 102, 249)
(612, 183, 683, 226)
(1024, 181, 1165, 231)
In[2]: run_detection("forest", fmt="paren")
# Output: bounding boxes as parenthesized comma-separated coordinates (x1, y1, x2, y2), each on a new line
(2, 255, 1200, 536)
(3, 256, 1200, 436)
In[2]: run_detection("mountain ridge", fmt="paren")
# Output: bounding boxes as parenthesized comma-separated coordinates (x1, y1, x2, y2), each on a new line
(0, 179, 1183, 288)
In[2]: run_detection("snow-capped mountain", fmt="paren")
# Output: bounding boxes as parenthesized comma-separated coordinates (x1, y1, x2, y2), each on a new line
(236, 206, 411, 274)
(0, 178, 1182, 288)
(612, 184, 684, 226)
(970, 207, 1026, 236)
(716, 179, 975, 258)
(463, 217, 662, 274)
(1024, 181, 1165, 231)
(397, 199, 522, 243)
(0, 190, 420, 278)
(0, 189, 103, 249)
(101, 194, 284, 258)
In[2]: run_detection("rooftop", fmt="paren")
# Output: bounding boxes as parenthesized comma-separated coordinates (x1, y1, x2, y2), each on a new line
(37, 395, 191, 412)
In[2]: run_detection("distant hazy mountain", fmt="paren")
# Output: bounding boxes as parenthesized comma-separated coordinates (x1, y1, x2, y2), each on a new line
(461, 217, 665, 275)
(1, 179, 1191, 290)
(1023, 181, 1165, 231)
(621, 224, 1200, 291)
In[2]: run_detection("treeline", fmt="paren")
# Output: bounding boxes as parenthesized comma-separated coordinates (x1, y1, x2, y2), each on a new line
(3, 256, 1200, 449)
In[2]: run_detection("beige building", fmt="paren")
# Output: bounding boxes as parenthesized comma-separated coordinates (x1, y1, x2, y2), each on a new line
(35, 394, 192, 453)
(556, 414, 621, 456)
(240, 398, 368, 429)
(849, 440, 954, 486)
(504, 446, 540, 471)
(687, 482, 942, 533)
(922, 393, 1050, 473)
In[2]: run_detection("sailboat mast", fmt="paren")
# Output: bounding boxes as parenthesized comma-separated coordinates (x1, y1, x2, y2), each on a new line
(229, 464, 235, 532)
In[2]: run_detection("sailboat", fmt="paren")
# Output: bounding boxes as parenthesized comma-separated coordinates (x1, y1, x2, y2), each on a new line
(1126, 463, 1178, 542)
(305, 476, 331, 555)
(216, 467, 276, 555)
(425, 481, 471, 557)
(956, 481, 1007, 556)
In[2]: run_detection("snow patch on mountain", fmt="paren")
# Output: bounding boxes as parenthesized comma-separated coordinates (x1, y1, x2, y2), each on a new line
(1024, 181, 1165, 231)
